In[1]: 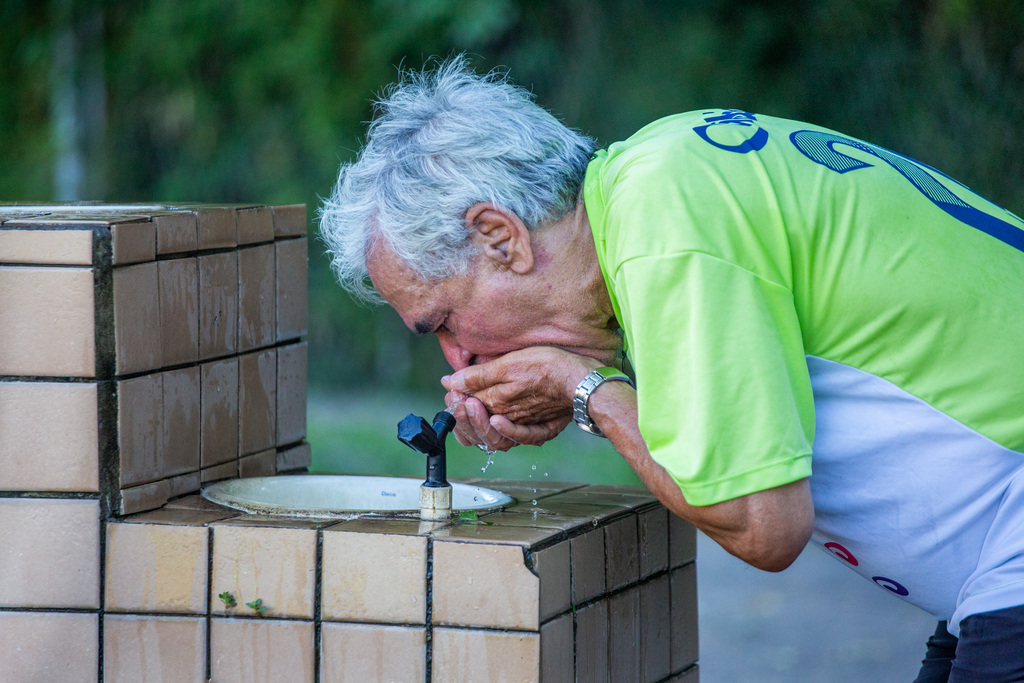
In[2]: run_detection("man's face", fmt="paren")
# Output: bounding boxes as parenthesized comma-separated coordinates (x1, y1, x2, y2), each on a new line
(367, 241, 620, 372)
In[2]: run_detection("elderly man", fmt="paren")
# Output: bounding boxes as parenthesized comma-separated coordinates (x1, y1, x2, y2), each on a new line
(320, 57, 1024, 680)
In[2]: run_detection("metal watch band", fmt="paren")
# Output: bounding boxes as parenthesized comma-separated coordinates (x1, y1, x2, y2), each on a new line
(572, 367, 636, 437)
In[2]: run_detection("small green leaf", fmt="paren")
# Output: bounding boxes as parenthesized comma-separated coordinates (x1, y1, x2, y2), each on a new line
(218, 591, 237, 608)
(246, 598, 268, 614)
(458, 510, 479, 521)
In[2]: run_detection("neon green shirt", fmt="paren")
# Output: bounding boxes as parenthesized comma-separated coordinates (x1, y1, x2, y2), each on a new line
(584, 110, 1024, 630)
(584, 109, 1024, 504)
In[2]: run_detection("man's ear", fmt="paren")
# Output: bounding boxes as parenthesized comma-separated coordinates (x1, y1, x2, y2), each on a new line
(464, 202, 534, 274)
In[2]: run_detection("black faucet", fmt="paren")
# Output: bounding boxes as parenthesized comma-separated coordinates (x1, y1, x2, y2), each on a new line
(397, 410, 456, 488)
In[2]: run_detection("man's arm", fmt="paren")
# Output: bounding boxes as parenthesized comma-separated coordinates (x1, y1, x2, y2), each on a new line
(446, 347, 815, 572)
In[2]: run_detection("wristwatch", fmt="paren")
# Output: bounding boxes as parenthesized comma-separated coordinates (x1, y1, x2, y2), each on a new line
(573, 367, 636, 437)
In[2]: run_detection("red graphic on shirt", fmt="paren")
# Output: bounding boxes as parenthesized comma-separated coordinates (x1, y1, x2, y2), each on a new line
(824, 541, 859, 566)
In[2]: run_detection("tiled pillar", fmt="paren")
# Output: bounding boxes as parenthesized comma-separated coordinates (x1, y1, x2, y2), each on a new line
(0, 202, 310, 680)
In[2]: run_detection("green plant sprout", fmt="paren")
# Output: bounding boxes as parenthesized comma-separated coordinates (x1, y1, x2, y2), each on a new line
(246, 598, 268, 615)
(218, 591, 237, 608)
(458, 510, 493, 525)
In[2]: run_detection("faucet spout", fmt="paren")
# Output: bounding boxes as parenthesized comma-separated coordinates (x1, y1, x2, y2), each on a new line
(397, 409, 456, 520)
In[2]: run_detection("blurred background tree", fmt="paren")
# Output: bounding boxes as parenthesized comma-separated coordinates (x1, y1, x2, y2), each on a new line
(2, 0, 1022, 397)
(2, 0, 1022, 479)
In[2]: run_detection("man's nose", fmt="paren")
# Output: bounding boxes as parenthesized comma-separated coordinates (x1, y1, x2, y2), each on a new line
(437, 333, 473, 371)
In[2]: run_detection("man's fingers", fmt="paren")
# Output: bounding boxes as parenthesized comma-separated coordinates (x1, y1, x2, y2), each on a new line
(490, 414, 569, 446)
(448, 361, 505, 394)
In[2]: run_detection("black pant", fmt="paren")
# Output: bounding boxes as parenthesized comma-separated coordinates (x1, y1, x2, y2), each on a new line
(913, 605, 1024, 682)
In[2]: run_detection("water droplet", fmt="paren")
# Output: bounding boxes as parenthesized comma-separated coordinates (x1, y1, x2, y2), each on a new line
(531, 499, 537, 505)
(531, 464, 537, 470)
(544, 472, 549, 477)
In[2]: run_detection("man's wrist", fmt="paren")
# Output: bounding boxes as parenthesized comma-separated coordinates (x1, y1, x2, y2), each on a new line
(573, 367, 636, 437)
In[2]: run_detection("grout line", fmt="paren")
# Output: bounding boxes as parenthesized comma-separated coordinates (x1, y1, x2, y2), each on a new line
(206, 525, 215, 681)
(0, 491, 102, 499)
(425, 538, 433, 683)
(313, 529, 324, 683)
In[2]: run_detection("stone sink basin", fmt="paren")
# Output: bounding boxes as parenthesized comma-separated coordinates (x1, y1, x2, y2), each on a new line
(201, 474, 515, 519)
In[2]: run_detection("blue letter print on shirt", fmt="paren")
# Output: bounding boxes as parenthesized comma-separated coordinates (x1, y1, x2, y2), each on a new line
(694, 110, 769, 154)
(790, 129, 1024, 253)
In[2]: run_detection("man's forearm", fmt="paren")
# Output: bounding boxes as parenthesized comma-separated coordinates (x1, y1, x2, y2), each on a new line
(587, 380, 815, 572)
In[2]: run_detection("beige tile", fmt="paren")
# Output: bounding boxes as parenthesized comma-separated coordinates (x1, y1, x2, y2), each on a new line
(118, 372, 163, 487)
(606, 513, 640, 591)
(540, 612, 573, 683)
(214, 515, 327, 530)
(570, 526, 606, 605)
(237, 206, 274, 245)
(201, 460, 238, 483)
(432, 627, 539, 683)
(239, 448, 277, 478)
(0, 380, 99, 492)
(239, 349, 277, 456)
(111, 220, 157, 265)
(320, 623, 425, 683)
(212, 524, 316, 619)
(126, 505, 236, 525)
(669, 513, 697, 568)
(162, 366, 200, 478)
(576, 600, 609, 682)
(154, 212, 198, 255)
(0, 226, 93, 264)
(119, 479, 172, 515)
(0, 611, 98, 683)
(670, 563, 699, 671)
(237, 243, 276, 352)
(275, 237, 308, 341)
(641, 574, 672, 682)
(195, 207, 236, 250)
(321, 530, 426, 624)
(104, 615, 205, 683)
(113, 262, 162, 375)
(326, 517, 446, 536)
(543, 485, 655, 508)
(201, 357, 239, 467)
(640, 506, 670, 579)
(158, 257, 200, 366)
(276, 341, 307, 446)
(277, 442, 311, 472)
(105, 521, 208, 613)
(433, 540, 539, 630)
(0, 265, 95, 377)
(271, 204, 307, 237)
(609, 586, 641, 682)
(430, 521, 562, 547)
(483, 504, 604, 532)
(211, 617, 314, 683)
(0, 498, 99, 608)
(534, 541, 570, 623)
(198, 250, 239, 359)
(126, 505, 234, 528)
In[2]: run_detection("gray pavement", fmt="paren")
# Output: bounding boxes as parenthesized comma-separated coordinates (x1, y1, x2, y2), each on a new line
(696, 532, 938, 682)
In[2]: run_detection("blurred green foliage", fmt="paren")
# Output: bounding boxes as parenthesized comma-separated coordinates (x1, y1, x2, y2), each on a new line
(2, 0, 1022, 401)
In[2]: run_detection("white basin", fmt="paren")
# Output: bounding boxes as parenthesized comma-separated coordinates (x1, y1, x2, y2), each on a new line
(202, 475, 514, 519)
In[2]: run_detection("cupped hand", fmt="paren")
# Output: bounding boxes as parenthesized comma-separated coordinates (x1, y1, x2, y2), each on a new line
(442, 346, 602, 449)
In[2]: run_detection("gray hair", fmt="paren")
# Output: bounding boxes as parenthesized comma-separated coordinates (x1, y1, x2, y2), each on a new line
(319, 55, 597, 303)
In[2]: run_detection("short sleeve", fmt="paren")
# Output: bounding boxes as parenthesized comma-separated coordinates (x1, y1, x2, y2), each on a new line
(614, 250, 815, 506)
